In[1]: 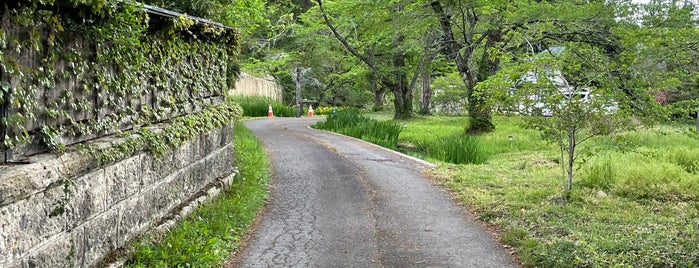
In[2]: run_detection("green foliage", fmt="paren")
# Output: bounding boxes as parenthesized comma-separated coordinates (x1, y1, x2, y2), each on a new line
(613, 159, 695, 202)
(1, 0, 239, 156)
(427, 135, 487, 165)
(317, 111, 488, 164)
(616, 0, 699, 115)
(362, 120, 404, 149)
(86, 102, 242, 164)
(314, 108, 365, 129)
(665, 99, 699, 123)
(144, 0, 269, 37)
(48, 179, 75, 217)
(314, 106, 347, 115)
(395, 115, 547, 164)
(126, 122, 270, 267)
(485, 41, 635, 197)
(410, 115, 699, 267)
(666, 148, 699, 174)
(308, 0, 441, 119)
(431, 72, 467, 115)
(228, 95, 295, 117)
(313, 108, 402, 149)
(580, 155, 616, 190)
(38, 125, 65, 153)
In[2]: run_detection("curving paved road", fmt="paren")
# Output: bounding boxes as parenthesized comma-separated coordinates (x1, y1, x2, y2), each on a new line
(232, 117, 516, 268)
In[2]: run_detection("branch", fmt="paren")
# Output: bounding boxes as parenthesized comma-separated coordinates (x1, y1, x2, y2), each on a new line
(430, 1, 460, 61)
(315, 0, 382, 77)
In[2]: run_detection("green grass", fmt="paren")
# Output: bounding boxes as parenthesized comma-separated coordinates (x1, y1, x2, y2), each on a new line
(228, 95, 295, 117)
(412, 117, 699, 267)
(395, 115, 547, 164)
(125, 122, 270, 267)
(425, 134, 487, 164)
(344, 112, 699, 267)
(313, 109, 403, 149)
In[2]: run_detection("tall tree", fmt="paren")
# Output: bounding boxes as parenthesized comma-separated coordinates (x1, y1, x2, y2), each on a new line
(418, 31, 440, 115)
(313, 0, 432, 119)
(429, 0, 625, 134)
(429, 0, 499, 133)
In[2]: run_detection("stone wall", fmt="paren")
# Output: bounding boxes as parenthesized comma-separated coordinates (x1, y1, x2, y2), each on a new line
(0, 124, 236, 267)
(230, 72, 284, 101)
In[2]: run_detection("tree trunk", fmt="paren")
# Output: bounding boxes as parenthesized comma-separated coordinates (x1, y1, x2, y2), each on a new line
(390, 36, 412, 120)
(418, 31, 438, 115)
(316, 0, 412, 118)
(466, 29, 502, 134)
(294, 62, 303, 117)
(391, 77, 413, 119)
(465, 89, 494, 134)
(373, 88, 386, 111)
(369, 75, 385, 111)
(565, 127, 576, 200)
(419, 66, 432, 115)
(430, 1, 494, 134)
(393, 83, 412, 119)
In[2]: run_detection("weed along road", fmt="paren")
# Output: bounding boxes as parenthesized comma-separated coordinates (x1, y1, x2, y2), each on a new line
(233, 117, 516, 267)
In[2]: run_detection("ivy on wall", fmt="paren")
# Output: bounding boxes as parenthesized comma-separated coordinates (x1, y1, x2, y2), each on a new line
(85, 101, 242, 164)
(0, 0, 240, 159)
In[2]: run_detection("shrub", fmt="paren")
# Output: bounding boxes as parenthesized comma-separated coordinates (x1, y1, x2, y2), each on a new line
(664, 99, 699, 123)
(313, 109, 403, 149)
(315, 108, 366, 130)
(228, 96, 295, 117)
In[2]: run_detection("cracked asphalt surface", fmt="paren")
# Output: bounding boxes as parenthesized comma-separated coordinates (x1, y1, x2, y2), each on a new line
(233, 117, 516, 268)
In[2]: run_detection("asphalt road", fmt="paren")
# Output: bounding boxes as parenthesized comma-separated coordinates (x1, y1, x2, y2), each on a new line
(232, 117, 516, 268)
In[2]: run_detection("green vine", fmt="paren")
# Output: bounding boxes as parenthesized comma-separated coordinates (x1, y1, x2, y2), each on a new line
(38, 124, 65, 153)
(85, 101, 242, 165)
(49, 178, 75, 217)
(0, 0, 240, 157)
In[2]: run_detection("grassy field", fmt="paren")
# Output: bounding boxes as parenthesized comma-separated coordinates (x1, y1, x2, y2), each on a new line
(125, 122, 270, 267)
(383, 114, 699, 267)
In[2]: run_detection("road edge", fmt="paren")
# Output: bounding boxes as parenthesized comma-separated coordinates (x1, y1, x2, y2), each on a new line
(306, 125, 437, 169)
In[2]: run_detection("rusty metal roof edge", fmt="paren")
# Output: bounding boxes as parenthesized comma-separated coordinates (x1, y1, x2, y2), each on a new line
(138, 2, 235, 31)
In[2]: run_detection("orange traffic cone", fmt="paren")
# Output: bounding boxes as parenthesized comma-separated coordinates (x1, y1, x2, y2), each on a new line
(308, 105, 314, 117)
(268, 104, 274, 118)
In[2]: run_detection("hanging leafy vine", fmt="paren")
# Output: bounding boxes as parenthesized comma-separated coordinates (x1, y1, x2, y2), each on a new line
(85, 101, 242, 165)
(0, 0, 240, 160)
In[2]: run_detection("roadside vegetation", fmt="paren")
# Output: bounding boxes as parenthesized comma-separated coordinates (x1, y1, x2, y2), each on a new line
(313, 108, 403, 149)
(326, 111, 699, 267)
(229, 96, 296, 117)
(124, 122, 270, 267)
